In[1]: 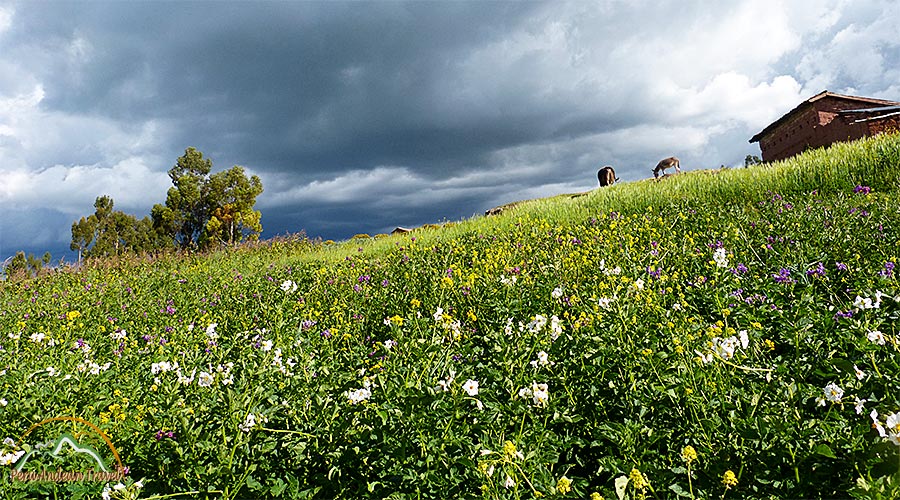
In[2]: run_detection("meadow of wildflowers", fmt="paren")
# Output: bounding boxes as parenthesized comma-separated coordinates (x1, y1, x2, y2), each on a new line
(2, 133, 900, 499)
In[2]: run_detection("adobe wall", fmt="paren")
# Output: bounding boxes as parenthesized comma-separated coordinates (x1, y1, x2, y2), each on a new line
(758, 97, 891, 162)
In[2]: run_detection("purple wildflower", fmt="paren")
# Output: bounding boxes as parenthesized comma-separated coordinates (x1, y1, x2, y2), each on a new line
(853, 185, 871, 195)
(730, 263, 749, 275)
(773, 268, 794, 284)
(833, 310, 853, 321)
(806, 262, 826, 278)
(154, 430, 176, 441)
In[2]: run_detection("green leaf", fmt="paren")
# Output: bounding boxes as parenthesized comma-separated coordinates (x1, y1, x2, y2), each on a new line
(813, 443, 836, 459)
(246, 474, 264, 491)
(668, 483, 692, 498)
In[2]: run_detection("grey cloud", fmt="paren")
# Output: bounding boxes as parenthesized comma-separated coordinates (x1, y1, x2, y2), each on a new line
(3, 1, 900, 263)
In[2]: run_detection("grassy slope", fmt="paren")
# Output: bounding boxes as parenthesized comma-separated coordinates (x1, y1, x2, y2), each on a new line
(2, 133, 900, 499)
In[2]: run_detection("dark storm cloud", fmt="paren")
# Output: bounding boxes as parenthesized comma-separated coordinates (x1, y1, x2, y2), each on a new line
(3, 0, 900, 263)
(10, 2, 560, 178)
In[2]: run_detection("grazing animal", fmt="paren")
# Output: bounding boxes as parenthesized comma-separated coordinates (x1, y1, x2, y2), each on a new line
(597, 165, 618, 187)
(653, 156, 681, 178)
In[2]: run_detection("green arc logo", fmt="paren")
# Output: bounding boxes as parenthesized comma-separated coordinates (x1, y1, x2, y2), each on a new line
(11, 416, 126, 482)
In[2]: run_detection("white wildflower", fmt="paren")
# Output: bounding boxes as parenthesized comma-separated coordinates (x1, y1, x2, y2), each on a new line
(504, 318, 514, 336)
(29, 332, 45, 344)
(177, 369, 195, 385)
(713, 248, 729, 268)
(239, 413, 266, 432)
(886, 412, 900, 446)
(549, 315, 563, 341)
(347, 387, 372, 404)
(597, 297, 613, 309)
(854, 365, 866, 380)
(712, 336, 739, 360)
(531, 382, 549, 406)
(280, 280, 298, 293)
(867, 330, 886, 345)
(823, 382, 844, 404)
(0, 450, 25, 466)
(197, 371, 214, 387)
(530, 351, 550, 367)
(462, 379, 479, 396)
(854, 295, 879, 310)
(738, 330, 749, 349)
(872, 409, 887, 437)
(603, 264, 622, 276)
(527, 315, 547, 334)
(551, 287, 564, 299)
(500, 275, 517, 286)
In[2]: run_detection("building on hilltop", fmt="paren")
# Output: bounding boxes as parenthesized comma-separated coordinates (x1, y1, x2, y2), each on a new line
(750, 91, 900, 162)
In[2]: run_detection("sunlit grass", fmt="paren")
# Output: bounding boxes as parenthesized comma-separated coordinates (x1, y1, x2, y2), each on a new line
(2, 132, 900, 499)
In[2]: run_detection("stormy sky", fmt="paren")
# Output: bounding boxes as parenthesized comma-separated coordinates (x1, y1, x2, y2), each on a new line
(2, 1, 899, 263)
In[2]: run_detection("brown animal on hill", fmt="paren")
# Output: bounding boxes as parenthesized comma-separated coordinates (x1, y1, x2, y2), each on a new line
(653, 156, 681, 179)
(597, 165, 618, 187)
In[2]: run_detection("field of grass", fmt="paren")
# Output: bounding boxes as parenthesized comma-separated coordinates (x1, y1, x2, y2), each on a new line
(2, 133, 900, 499)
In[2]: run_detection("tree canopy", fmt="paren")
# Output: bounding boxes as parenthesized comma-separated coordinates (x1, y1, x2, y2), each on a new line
(152, 147, 264, 249)
(69, 147, 265, 262)
(70, 195, 157, 260)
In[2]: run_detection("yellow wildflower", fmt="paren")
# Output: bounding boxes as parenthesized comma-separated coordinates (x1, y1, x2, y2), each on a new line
(629, 468, 648, 491)
(502, 441, 519, 460)
(681, 445, 697, 464)
(556, 476, 572, 494)
(722, 470, 738, 489)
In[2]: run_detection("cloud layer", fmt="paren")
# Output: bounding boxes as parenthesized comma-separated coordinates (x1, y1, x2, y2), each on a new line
(2, 0, 898, 261)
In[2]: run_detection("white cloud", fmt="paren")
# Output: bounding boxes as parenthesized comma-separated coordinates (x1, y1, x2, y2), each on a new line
(793, 0, 900, 95)
(1, 159, 169, 214)
(2, 0, 899, 257)
(0, 6, 12, 35)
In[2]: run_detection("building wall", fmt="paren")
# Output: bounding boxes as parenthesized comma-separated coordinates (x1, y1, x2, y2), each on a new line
(867, 115, 900, 135)
(757, 106, 820, 162)
(758, 97, 890, 162)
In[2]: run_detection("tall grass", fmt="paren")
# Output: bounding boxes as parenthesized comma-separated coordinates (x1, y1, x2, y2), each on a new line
(323, 132, 900, 266)
(2, 132, 900, 499)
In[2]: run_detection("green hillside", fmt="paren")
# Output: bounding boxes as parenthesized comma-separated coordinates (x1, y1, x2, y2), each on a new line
(2, 133, 900, 499)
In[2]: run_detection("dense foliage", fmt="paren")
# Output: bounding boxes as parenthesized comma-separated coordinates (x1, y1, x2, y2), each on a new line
(2, 134, 900, 499)
(61, 147, 264, 268)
